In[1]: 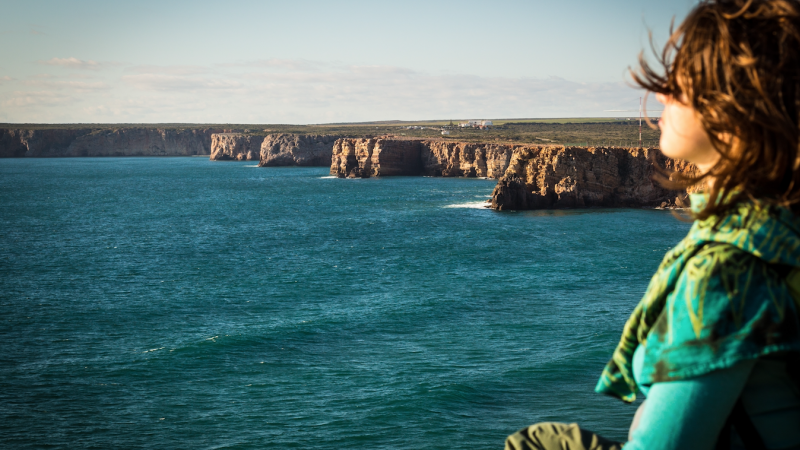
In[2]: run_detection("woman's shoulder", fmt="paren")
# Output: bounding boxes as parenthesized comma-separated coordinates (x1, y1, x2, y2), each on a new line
(638, 241, 800, 384)
(669, 240, 797, 342)
(681, 240, 774, 289)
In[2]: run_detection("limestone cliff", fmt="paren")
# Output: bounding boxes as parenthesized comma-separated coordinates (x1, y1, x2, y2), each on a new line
(209, 133, 262, 161)
(259, 134, 340, 167)
(489, 146, 692, 210)
(330, 138, 691, 210)
(330, 138, 423, 177)
(0, 128, 219, 157)
(330, 138, 515, 178)
(422, 141, 515, 178)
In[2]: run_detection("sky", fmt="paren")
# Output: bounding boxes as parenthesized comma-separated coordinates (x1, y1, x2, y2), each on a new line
(0, 0, 697, 124)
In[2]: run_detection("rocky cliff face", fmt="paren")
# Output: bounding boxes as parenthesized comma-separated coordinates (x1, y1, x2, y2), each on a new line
(330, 138, 691, 210)
(209, 133, 262, 161)
(330, 138, 516, 178)
(489, 146, 692, 210)
(0, 128, 219, 157)
(330, 138, 423, 177)
(259, 134, 340, 167)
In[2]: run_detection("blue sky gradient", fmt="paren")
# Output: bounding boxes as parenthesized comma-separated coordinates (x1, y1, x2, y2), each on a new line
(0, 0, 696, 123)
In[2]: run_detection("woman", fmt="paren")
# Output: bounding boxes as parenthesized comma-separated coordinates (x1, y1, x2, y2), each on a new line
(506, 1, 800, 449)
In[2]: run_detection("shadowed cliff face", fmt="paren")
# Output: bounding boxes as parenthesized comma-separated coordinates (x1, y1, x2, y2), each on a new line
(2, 128, 341, 166)
(422, 141, 514, 178)
(0, 128, 220, 157)
(490, 146, 693, 211)
(209, 134, 262, 161)
(259, 134, 340, 167)
(329, 138, 692, 210)
(209, 133, 340, 166)
(330, 138, 423, 178)
(330, 138, 516, 178)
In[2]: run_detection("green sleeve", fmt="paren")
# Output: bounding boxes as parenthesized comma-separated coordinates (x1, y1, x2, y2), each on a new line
(625, 359, 755, 450)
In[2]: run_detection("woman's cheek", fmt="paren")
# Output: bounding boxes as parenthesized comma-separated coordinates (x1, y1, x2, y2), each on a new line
(658, 103, 715, 166)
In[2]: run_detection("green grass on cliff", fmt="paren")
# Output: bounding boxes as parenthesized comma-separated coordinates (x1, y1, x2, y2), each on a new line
(1, 119, 661, 147)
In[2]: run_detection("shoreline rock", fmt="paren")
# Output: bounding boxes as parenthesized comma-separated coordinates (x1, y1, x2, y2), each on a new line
(209, 133, 262, 161)
(489, 146, 693, 211)
(1, 128, 220, 157)
(259, 134, 340, 167)
(329, 137, 693, 211)
(330, 138, 423, 177)
(208, 133, 341, 166)
(329, 137, 516, 178)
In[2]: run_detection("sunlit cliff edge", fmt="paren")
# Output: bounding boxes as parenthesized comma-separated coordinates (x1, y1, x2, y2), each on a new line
(329, 137, 693, 210)
(0, 127, 691, 211)
(209, 133, 340, 167)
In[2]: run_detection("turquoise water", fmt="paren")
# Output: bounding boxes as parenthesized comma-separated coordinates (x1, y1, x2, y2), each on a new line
(0, 158, 691, 449)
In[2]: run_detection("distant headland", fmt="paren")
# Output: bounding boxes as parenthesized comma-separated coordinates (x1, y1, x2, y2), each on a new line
(0, 119, 661, 158)
(0, 120, 690, 210)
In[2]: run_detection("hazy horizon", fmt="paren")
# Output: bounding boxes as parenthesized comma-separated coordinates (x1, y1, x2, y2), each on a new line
(0, 0, 695, 124)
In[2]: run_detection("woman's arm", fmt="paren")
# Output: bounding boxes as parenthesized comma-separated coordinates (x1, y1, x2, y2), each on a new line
(625, 359, 756, 450)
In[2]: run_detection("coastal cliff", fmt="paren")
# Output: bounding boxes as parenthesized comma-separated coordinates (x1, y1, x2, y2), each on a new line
(208, 133, 340, 165)
(259, 134, 340, 167)
(209, 133, 262, 161)
(422, 141, 514, 178)
(330, 138, 422, 177)
(490, 146, 692, 210)
(330, 138, 515, 178)
(0, 128, 219, 157)
(329, 137, 691, 210)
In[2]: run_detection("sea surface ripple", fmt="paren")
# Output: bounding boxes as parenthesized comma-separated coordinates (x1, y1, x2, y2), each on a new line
(0, 157, 691, 449)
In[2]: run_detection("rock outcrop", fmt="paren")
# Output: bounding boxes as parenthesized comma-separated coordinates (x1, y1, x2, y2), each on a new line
(330, 138, 423, 177)
(259, 134, 340, 167)
(490, 146, 693, 210)
(0, 128, 220, 157)
(422, 141, 514, 178)
(209, 133, 262, 161)
(330, 138, 516, 178)
(329, 138, 692, 210)
(208, 133, 340, 165)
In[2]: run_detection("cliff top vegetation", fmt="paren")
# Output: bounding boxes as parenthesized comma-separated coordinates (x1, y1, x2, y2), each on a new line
(0, 118, 660, 147)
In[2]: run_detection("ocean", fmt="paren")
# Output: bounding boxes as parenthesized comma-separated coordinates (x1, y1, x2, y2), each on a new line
(0, 157, 691, 449)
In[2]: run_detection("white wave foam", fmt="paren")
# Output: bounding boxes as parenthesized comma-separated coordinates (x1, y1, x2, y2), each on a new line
(244, 165, 259, 167)
(319, 176, 337, 179)
(443, 201, 491, 209)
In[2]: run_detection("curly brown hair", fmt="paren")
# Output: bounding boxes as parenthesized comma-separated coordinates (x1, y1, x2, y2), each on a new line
(635, 0, 800, 219)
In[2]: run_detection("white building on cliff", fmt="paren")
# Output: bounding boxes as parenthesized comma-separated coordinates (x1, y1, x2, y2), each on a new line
(459, 120, 493, 128)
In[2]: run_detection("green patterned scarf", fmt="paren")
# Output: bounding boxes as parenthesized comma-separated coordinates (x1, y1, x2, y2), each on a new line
(595, 194, 800, 402)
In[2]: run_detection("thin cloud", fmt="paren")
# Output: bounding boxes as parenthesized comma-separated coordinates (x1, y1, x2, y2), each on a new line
(126, 65, 211, 76)
(65, 73, 97, 80)
(22, 79, 110, 92)
(347, 65, 416, 76)
(122, 73, 243, 91)
(2, 90, 73, 107)
(2, 58, 645, 123)
(39, 57, 101, 70)
(218, 59, 329, 72)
